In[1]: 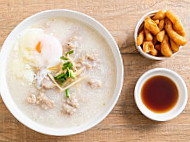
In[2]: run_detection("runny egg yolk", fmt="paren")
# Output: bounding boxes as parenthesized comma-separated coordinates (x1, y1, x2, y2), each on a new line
(35, 41, 41, 53)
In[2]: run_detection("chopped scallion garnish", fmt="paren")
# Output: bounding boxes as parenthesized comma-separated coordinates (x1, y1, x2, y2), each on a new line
(70, 70, 75, 79)
(67, 68, 75, 79)
(63, 61, 70, 66)
(62, 62, 73, 70)
(55, 73, 64, 79)
(56, 50, 75, 85)
(65, 89, 69, 98)
(66, 50, 74, 56)
(60, 56, 68, 60)
(67, 62, 73, 69)
(67, 67, 71, 77)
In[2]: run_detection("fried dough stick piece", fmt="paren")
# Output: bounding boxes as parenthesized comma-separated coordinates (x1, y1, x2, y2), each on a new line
(150, 48, 158, 56)
(158, 19, 164, 31)
(156, 30, 165, 42)
(161, 35, 172, 57)
(165, 18, 187, 46)
(143, 41, 158, 56)
(166, 10, 185, 36)
(152, 10, 166, 20)
(144, 17, 160, 35)
(144, 28, 153, 41)
(154, 20, 159, 24)
(137, 30, 144, 46)
(170, 39, 180, 52)
(143, 41, 154, 53)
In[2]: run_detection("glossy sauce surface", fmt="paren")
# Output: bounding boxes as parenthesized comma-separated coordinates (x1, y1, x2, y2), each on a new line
(141, 76, 179, 113)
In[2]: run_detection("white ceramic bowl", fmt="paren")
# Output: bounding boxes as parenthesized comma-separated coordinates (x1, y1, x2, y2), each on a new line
(134, 10, 182, 60)
(134, 68, 188, 121)
(0, 9, 124, 136)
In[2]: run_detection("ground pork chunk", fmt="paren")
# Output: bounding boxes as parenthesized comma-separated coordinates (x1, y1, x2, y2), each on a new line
(41, 76, 56, 89)
(62, 96, 79, 115)
(62, 104, 77, 115)
(87, 79, 102, 89)
(85, 54, 98, 61)
(27, 94, 36, 104)
(36, 92, 54, 110)
(66, 96, 79, 108)
(76, 57, 93, 70)
(76, 53, 100, 71)
(27, 92, 54, 110)
(64, 35, 81, 51)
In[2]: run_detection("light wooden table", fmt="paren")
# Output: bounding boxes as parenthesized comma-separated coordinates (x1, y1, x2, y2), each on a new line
(0, 0, 190, 141)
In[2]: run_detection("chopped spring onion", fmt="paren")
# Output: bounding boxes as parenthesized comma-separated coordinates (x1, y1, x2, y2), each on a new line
(63, 61, 69, 66)
(60, 56, 68, 60)
(62, 62, 73, 70)
(54, 49, 79, 86)
(70, 70, 75, 79)
(55, 73, 65, 79)
(67, 68, 75, 79)
(55, 66, 75, 83)
(66, 50, 74, 56)
(68, 67, 71, 78)
(65, 89, 69, 98)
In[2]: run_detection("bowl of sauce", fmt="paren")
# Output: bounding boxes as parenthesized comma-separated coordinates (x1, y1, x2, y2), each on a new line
(134, 68, 188, 121)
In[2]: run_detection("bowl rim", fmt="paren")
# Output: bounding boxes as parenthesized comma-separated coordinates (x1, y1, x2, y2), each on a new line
(0, 9, 124, 136)
(134, 10, 182, 60)
(134, 68, 188, 121)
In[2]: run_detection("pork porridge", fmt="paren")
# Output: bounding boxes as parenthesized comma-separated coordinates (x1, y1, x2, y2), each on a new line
(6, 17, 116, 128)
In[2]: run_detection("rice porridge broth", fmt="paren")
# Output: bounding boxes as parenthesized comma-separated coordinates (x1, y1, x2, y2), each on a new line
(6, 17, 116, 128)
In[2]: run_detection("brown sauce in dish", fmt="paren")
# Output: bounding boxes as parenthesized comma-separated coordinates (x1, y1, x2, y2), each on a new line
(141, 76, 179, 113)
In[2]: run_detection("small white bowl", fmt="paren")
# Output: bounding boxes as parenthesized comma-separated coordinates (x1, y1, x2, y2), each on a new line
(0, 9, 123, 136)
(134, 68, 188, 121)
(134, 10, 182, 60)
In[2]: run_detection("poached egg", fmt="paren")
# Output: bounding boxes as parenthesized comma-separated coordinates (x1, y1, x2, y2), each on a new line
(19, 28, 63, 68)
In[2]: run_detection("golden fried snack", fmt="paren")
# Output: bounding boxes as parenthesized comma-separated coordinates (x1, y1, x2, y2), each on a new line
(158, 19, 164, 31)
(144, 18, 160, 35)
(137, 30, 144, 46)
(143, 41, 154, 53)
(144, 28, 153, 41)
(161, 35, 172, 57)
(166, 10, 185, 36)
(154, 20, 159, 24)
(155, 44, 161, 51)
(170, 39, 180, 52)
(152, 10, 166, 20)
(150, 48, 158, 56)
(156, 30, 165, 42)
(143, 41, 158, 56)
(145, 16, 151, 20)
(165, 18, 187, 46)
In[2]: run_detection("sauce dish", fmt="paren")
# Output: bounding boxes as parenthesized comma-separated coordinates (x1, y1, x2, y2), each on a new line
(134, 68, 188, 121)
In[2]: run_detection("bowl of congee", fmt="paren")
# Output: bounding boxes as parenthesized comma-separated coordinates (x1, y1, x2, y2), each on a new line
(0, 9, 123, 136)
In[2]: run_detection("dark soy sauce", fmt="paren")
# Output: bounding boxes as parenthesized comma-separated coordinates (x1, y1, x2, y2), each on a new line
(141, 76, 179, 113)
